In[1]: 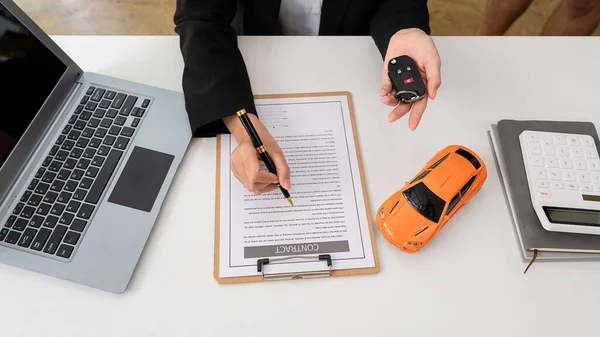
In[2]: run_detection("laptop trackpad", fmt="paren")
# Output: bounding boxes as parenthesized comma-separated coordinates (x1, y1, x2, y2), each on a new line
(108, 146, 174, 212)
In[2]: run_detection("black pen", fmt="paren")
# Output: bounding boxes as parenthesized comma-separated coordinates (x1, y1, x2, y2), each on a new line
(236, 109, 293, 206)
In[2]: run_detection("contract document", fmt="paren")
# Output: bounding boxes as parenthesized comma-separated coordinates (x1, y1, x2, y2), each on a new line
(215, 92, 379, 282)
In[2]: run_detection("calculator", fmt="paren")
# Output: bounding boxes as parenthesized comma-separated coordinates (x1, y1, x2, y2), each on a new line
(519, 130, 600, 235)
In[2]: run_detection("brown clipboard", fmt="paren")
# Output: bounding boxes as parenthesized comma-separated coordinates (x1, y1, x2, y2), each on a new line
(214, 91, 380, 284)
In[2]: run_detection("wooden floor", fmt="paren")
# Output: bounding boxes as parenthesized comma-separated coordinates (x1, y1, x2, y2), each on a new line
(11, 0, 600, 36)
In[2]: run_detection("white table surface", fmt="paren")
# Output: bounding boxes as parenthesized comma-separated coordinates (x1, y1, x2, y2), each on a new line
(2, 35, 600, 337)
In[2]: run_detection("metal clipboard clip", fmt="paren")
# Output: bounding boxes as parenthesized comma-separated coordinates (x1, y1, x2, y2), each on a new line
(256, 254, 332, 281)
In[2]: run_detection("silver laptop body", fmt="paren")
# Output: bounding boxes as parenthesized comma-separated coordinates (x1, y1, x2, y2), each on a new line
(0, 0, 192, 293)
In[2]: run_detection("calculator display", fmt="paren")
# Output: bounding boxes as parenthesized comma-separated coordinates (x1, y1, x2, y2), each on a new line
(544, 207, 600, 227)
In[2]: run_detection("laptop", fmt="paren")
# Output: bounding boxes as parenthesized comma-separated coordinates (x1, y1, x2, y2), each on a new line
(0, 0, 192, 293)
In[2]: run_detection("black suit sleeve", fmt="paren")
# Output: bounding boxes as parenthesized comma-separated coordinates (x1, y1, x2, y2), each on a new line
(174, 0, 257, 137)
(370, 0, 431, 58)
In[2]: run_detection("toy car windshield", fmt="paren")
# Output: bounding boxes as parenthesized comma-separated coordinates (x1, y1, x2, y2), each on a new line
(402, 182, 446, 223)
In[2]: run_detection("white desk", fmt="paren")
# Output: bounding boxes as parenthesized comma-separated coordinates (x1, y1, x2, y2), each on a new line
(2, 35, 600, 337)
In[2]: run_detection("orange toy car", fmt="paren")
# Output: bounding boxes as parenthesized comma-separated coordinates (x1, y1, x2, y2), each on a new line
(376, 145, 487, 253)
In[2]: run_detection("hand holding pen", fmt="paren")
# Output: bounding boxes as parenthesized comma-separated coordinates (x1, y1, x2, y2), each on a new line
(222, 109, 293, 204)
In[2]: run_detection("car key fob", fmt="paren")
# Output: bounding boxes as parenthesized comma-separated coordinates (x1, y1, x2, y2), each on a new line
(387, 55, 426, 103)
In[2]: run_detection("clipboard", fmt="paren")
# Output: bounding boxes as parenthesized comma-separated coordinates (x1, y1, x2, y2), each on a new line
(214, 91, 380, 284)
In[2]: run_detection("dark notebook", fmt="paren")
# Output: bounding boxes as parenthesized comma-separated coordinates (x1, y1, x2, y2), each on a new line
(489, 119, 600, 261)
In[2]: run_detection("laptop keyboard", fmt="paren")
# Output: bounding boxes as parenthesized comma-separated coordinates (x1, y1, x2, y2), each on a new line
(0, 85, 150, 260)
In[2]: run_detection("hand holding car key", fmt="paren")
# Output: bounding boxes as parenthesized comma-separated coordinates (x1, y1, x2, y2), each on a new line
(378, 28, 441, 129)
(387, 55, 427, 103)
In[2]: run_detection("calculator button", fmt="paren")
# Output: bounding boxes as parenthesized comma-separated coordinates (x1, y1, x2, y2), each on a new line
(581, 184, 593, 192)
(589, 160, 600, 171)
(548, 169, 561, 181)
(532, 156, 544, 167)
(584, 148, 598, 159)
(551, 182, 563, 189)
(541, 136, 555, 155)
(529, 143, 542, 155)
(577, 172, 591, 183)
(537, 191, 551, 198)
(562, 171, 576, 182)
(545, 157, 559, 168)
(568, 136, 580, 146)
(533, 168, 546, 179)
(557, 146, 569, 157)
(565, 183, 578, 190)
(574, 159, 587, 170)
(571, 147, 583, 158)
(595, 185, 600, 193)
(527, 134, 539, 142)
(553, 135, 567, 145)
(559, 158, 572, 169)
(536, 180, 549, 189)
(592, 173, 600, 183)
(543, 146, 555, 156)
(582, 137, 594, 147)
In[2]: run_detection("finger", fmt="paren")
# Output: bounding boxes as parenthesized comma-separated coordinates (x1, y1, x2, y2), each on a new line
(424, 58, 441, 99)
(388, 102, 412, 123)
(238, 161, 275, 194)
(255, 183, 280, 195)
(380, 78, 394, 98)
(270, 149, 291, 190)
(242, 160, 279, 185)
(380, 62, 393, 97)
(381, 94, 398, 106)
(242, 152, 279, 185)
(408, 96, 428, 130)
(248, 182, 273, 194)
(242, 149, 277, 184)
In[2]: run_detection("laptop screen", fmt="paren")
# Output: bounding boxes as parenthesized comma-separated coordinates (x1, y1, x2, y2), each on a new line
(0, 3, 67, 168)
